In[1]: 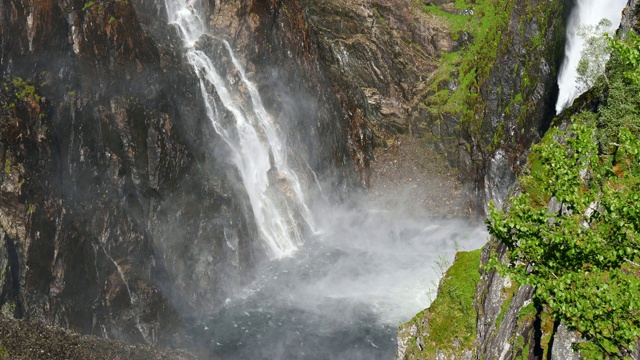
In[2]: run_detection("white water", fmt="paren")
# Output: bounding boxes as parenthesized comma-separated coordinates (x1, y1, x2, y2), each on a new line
(165, 0, 313, 258)
(556, 0, 628, 112)
(163, 2, 490, 358)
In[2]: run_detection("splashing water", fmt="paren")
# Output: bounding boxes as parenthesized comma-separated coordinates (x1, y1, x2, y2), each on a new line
(165, 0, 313, 258)
(556, 0, 628, 113)
(163, 1, 491, 359)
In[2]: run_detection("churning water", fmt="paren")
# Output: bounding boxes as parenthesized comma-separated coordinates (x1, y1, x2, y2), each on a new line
(556, 0, 628, 112)
(166, 0, 313, 258)
(165, 1, 488, 359)
(186, 202, 487, 359)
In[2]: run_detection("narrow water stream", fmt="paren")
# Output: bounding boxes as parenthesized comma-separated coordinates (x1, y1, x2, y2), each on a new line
(556, 0, 628, 112)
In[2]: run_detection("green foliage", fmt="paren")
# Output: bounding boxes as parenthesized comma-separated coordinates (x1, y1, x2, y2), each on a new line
(609, 31, 640, 87)
(82, 1, 96, 11)
(486, 30, 640, 357)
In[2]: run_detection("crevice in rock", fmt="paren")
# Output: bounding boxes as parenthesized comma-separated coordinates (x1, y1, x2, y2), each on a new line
(546, 317, 561, 359)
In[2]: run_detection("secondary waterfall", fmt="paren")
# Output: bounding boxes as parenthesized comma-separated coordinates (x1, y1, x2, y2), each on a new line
(165, 0, 313, 258)
(555, 0, 628, 112)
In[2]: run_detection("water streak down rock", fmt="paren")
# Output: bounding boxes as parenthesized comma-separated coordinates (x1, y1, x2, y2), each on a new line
(165, 0, 314, 258)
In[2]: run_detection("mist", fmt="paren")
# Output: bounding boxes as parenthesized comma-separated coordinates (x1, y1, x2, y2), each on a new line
(162, 1, 489, 358)
(183, 188, 487, 359)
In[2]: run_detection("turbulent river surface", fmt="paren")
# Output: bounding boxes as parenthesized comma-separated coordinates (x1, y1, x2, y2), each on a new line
(184, 199, 487, 359)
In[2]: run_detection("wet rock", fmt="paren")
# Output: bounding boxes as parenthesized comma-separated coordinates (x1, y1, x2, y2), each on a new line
(551, 322, 581, 360)
(0, 0, 263, 346)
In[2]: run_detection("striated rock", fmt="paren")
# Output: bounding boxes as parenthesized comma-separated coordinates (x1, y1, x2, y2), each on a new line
(475, 0, 568, 213)
(551, 322, 581, 360)
(0, 0, 367, 348)
(301, 0, 451, 140)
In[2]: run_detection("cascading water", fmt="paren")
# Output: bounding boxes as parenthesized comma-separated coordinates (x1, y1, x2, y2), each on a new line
(164, 1, 488, 359)
(165, 0, 313, 258)
(555, 0, 628, 112)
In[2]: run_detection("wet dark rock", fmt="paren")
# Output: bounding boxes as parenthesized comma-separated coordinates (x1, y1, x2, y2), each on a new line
(0, 0, 366, 349)
(0, 0, 263, 347)
(471, 0, 568, 213)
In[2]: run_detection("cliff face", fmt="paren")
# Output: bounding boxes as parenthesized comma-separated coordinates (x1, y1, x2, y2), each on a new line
(472, 2, 640, 359)
(0, 0, 361, 345)
(0, 0, 575, 352)
(397, 1, 640, 359)
(0, 0, 258, 344)
(477, 0, 567, 212)
(298, 0, 567, 213)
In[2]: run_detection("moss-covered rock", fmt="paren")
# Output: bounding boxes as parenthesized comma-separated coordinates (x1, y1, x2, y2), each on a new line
(396, 249, 482, 359)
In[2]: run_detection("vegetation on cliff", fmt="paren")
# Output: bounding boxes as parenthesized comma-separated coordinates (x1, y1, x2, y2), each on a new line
(420, 0, 512, 119)
(417, 0, 565, 212)
(397, 249, 481, 359)
(487, 31, 640, 358)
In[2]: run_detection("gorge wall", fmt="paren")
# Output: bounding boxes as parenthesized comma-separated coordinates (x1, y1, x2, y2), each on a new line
(397, 1, 640, 359)
(1, 0, 573, 353)
(0, 0, 362, 346)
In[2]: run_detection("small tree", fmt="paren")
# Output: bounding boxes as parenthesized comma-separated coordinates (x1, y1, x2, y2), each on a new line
(576, 18, 613, 91)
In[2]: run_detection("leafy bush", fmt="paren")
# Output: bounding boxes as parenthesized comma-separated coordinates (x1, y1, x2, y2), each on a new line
(486, 30, 640, 358)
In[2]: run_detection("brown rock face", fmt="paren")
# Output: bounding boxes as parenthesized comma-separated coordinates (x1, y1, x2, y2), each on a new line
(0, 0, 263, 346)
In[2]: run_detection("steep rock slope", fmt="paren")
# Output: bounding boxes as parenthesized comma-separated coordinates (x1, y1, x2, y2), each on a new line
(396, 1, 640, 359)
(301, 0, 567, 212)
(0, 0, 357, 346)
(0, 0, 260, 344)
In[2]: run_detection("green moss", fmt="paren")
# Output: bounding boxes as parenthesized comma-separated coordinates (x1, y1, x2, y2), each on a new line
(1, 302, 15, 316)
(495, 277, 518, 330)
(3, 157, 11, 174)
(11, 77, 41, 103)
(400, 249, 483, 358)
(421, 0, 513, 115)
(82, 1, 96, 11)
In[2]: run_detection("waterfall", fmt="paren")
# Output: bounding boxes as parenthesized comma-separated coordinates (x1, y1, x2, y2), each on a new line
(165, 0, 313, 258)
(555, 0, 628, 112)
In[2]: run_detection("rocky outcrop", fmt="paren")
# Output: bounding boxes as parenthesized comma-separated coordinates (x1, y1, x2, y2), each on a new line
(476, 0, 568, 213)
(300, 0, 453, 185)
(397, 1, 640, 358)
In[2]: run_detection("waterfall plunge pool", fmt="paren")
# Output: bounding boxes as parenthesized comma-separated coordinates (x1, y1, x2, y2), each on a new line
(183, 200, 487, 360)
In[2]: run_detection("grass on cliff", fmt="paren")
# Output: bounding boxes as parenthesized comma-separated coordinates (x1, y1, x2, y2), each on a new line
(418, 0, 513, 118)
(426, 249, 481, 347)
(402, 249, 482, 358)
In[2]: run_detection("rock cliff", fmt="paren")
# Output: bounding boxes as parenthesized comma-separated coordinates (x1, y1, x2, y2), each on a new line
(0, 0, 359, 346)
(0, 0, 581, 353)
(396, 1, 640, 359)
